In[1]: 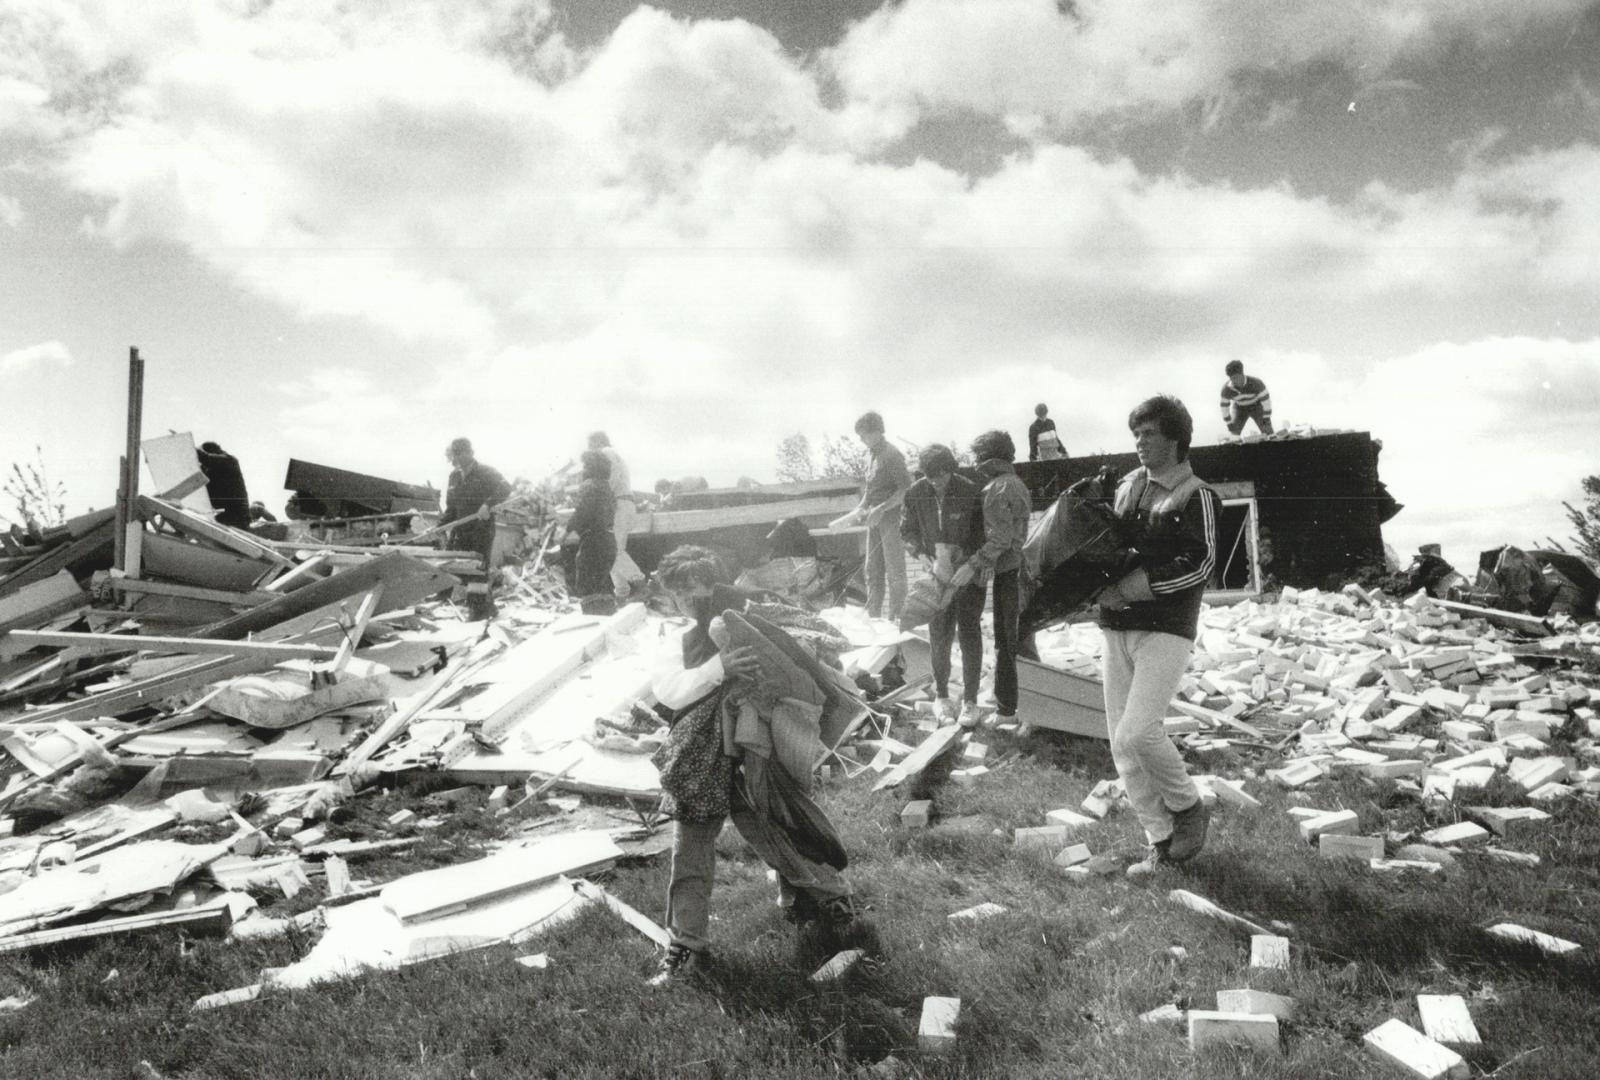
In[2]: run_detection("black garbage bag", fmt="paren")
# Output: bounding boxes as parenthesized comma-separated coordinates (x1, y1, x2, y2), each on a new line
(1019, 467, 1133, 636)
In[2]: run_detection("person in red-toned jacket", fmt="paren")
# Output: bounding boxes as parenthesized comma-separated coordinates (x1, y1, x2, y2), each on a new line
(1095, 395, 1221, 876)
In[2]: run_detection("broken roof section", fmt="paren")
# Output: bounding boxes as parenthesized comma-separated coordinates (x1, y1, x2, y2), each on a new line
(283, 459, 441, 518)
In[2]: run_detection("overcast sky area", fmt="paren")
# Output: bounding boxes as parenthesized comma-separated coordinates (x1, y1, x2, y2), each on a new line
(3, 0, 1599, 569)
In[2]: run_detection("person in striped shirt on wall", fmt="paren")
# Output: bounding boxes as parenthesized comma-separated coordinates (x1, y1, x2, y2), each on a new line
(1219, 359, 1273, 435)
(1095, 395, 1221, 876)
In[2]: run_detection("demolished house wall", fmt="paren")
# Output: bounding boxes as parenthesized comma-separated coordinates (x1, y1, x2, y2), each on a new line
(1016, 432, 1396, 592)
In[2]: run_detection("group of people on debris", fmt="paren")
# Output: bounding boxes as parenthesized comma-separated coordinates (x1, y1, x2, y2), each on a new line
(434, 371, 1267, 985)
(633, 391, 1225, 985)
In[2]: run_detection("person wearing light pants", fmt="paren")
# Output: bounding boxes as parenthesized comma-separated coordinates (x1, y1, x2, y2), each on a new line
(588, 431, 646, 600)
(1095, 394, 1221, 876)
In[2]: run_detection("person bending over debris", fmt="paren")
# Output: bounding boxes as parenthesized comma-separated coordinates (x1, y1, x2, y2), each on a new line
(1219, 360, 1273, 435)
(561, 450, 618, 606)
(441, 437, 511, 567)
(902, 444, 986, 726)
(646, 545, 866, 987)
(1096, 395, 1220, 876)
(196, 441, 251, 529)
(949, 430, 1031, 727)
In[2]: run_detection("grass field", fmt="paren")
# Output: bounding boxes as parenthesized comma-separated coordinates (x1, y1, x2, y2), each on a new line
(1, 722, 1596, 1080)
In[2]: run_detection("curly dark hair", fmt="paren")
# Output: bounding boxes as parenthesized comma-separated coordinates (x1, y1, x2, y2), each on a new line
(970, 429, 1015, 464)
(1128, 395, 1194, 460)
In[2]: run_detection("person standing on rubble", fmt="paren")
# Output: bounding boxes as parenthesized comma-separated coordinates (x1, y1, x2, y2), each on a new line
(441, 437, 511, 568)
(1219, 360, 1274, 435)
(561, 450, 618, 605)
(587, 431, 648, 602)
(645, 545, 866, 987)
(1096, 395, 1220, 876)
(196, 441, 251, 529)
(902, 444, 986, 726)
(948, 430, 1031, 728)
(1028, 404, 1067, 461)
(850, 411, 910, 623)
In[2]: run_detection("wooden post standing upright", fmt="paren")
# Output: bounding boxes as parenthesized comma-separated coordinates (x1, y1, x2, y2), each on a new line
(114, 347, 146, 576)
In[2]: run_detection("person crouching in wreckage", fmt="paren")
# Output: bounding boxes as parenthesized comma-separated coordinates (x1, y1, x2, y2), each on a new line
(644, 544, 871, 987)
(1096, 394, 1220, 877)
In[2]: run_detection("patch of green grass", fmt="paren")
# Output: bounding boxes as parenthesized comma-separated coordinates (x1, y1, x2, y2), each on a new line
(2, 719, 1597, 1078)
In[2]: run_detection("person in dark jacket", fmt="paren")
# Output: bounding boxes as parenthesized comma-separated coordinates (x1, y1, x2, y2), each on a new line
(196, 441, 251, 529)
(1219, 360, 1273, 435)
(441, 437, 511, 567)
(1096, 395, 1220, 876)
(563, 450, 617, 600)
(950, 430, 1031, 726)
(901, 444, 985, 725)
(1028, 403, 1066, 461)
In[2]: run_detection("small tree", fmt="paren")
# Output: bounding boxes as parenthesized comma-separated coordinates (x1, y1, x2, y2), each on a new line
(774, 433, 816, 484)
(3, 446, 67, 531)
(818, 435, 869, 481)
(1565, 474, 1600, 563)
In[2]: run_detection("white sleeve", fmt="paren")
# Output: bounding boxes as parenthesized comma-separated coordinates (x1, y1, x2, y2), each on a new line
(650, 626, 726, 710)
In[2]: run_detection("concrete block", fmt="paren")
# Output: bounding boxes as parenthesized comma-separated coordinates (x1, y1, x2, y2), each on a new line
(1210, 777, 1263, 810)
(901, 800, 933, 829)
(1320, 833, 1384, 861)
(1054, 843, 1092, 869)
(1370, 858, 1443, 875)
(1269, 760, 1325, 788)
(1363, 1018, 1468, 1080)
(1298, 809, 1359, 843)
(1013, 824, 1068, 851)
(1450, 766, 1496, 790)
(917, 996, 961, 1054)
(1416, 994, 1480, 1046)
(1420, 822, 1491, 847)
(1364, 759, 1423, 779)
(1493, 717, 1551, 743)
(1250, 934, 1290, 970)
(1421, 773, 1456, 805)
(1080, 794, 1114, 818)
(1527, 782, 1574, 803)
(1045, 808, 1098, 829)
(1509, 756, 1569, 792)
(1139, 1003, 1185, 1026)
(386, 809, 416, 827)
(1481, 846, 1540, 866)
(810, 949, 865, 983)
(962, 741, 988, 762)
(1216, 988, 1296, 1020)
(1468, 805, 1550, 838)
(1187, 1010, 1281, 1055)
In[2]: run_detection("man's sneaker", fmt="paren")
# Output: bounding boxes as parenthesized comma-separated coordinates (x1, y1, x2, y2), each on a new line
(645, 943, 708, 987)
(929, 697, 954, 723)
(1126, 840, 1174, 879)
(957, 701, 982, 729)
(1166, 797, 1211, 863)
(783, 891, 821, 926)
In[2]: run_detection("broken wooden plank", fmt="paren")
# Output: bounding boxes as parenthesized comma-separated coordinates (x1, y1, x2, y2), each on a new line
(1168, 889, 1273, 938)
(570, 879, 671, 949)
(0, 904, 231, 955)
(1432, 599, 1551, 638)
(106, 576, 278, 608)
(2, 629, 338, 660)
(381, 831, 622, 925)
(0, 521, 114, 600)
(872, 724, 964, 792)
(137, 495, 294, 567)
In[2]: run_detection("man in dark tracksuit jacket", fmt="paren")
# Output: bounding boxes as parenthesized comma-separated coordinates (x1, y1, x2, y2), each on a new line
(1096, 395, 1220, 875)
(901, 445, 986, 725)
(441, 437, 512, 568)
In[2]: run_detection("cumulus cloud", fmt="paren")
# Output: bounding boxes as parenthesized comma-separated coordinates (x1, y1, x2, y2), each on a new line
(0, 340, 72, 373)
(827, 0, 1592, 135)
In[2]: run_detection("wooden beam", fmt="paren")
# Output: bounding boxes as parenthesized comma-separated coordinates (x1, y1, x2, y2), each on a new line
(1, 629, 338, 660)
(262, 553, 329, 593)
(630, 493, 859, 537)
(157, 470, 209, 502)
(0, 904, 231, 955)
(136, 495, 294, 568)
(0, 521, 114, 600)
(1433, 599, 1553, 637)
(326, 586, 381, 676)
(115, 348, 145, 573)
(105, 576, 277, 607)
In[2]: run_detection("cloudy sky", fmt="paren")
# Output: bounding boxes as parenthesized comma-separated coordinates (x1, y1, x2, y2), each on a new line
(3, 0, 1599, 568)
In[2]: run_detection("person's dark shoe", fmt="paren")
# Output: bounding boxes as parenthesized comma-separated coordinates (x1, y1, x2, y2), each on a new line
(783, 891, 821, 926)
(645, 943, 708, 987)
(1166, 798, 1211, 863)
(1126, 839, 1174, 878)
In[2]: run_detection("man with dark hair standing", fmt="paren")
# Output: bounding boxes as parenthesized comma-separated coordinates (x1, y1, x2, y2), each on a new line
(1097, 395, 1220, 875)
(1219, 360, 1273, 435)
(441, 437, 511, 569)
(950, 430, 1031, 727)
(1028, 404, 1066, 461)
(196, 441, 251, 529)
(851, 411, 910, 622)
(587, 431, 647, 601)
(902, 444, 986, 726)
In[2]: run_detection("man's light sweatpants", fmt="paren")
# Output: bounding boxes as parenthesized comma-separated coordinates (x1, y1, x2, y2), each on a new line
(864, 516, 907, 622)
(611, 498, 645, 598)
(1101, 628, 1200, 844)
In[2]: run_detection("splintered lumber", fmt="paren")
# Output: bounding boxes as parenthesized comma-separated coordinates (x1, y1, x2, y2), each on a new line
(194, 551, 456, 641)
(570, 880, 671, 948)
(0, 905, 233, 955)
(1415, 995, 1480, 1046)
(106, 577, 278, 608)
(0, 571, 85, 633)
(1168, 890, 1273, 938)
(1432, 599, 1552, 638)
(380, 831, 622, 924)
(1, 630, 337, 661)
(1363, 1018, 1468, 1080)
(873, 725, 963, 792)
(1187, 1010, 1280, 1055)
(810, 949, 866, 983)
(137, 495, 293, 567)
(0, 520, 114, 599)
(1484, 923, 1581, 956)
